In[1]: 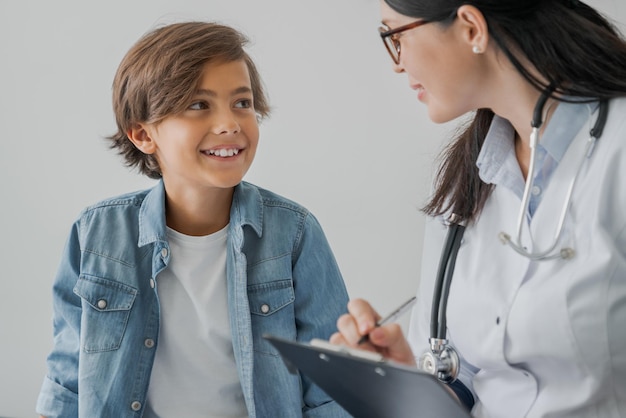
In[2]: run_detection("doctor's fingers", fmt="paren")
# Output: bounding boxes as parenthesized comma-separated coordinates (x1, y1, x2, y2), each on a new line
(329, 329, 381, 353)
(333, 313, 365, 346)
(368, 323, 417, 366)
(346, 298, 382, 335)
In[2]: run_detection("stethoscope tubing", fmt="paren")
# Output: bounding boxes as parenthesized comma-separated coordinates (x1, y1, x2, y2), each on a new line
(431, 219, 465, 340)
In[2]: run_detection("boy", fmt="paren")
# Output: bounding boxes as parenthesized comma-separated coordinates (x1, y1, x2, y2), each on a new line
(36, 21, 350, 418)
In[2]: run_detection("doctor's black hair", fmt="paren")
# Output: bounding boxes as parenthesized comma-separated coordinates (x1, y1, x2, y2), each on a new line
(383, 0, 626, 222)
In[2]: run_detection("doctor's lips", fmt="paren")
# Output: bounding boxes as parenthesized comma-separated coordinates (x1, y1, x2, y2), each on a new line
(410, 83, 426, 100)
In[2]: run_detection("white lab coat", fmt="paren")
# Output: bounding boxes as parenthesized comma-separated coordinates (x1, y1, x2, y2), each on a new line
(409, 97, 626, 418)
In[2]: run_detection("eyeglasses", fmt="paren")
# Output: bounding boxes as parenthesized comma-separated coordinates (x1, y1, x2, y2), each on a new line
(378, 20, 430, 64)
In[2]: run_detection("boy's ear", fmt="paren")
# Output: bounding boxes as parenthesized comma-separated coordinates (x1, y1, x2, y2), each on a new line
(126, 123, 156, 154)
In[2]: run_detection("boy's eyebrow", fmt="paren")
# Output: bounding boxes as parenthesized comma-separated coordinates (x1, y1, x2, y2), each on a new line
(196, 86, 253, 96)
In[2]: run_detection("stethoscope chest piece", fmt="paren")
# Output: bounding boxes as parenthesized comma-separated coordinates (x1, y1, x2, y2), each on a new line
(419, 339, 460, 383)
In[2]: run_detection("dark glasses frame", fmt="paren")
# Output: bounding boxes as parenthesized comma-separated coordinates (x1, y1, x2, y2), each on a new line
(378, 20, 430, 64)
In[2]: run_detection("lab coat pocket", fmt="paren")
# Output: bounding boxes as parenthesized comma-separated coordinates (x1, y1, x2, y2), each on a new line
(73, 274, 137, 353)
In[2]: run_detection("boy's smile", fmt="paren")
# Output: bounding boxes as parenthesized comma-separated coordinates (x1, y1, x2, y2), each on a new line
(203, 147, 241, 158)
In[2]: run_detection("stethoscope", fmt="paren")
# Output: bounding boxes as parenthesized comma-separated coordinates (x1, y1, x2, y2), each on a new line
(499, 88, 609, 260)
(419, 90, 609, 383)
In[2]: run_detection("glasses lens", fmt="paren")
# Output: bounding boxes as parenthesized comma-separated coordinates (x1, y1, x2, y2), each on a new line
(386, 36, 400, 64)
(379, 26, 400, 64)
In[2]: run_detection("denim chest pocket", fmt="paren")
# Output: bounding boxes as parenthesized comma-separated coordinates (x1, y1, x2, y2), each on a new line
(248, 279, 295, 316)
(73, 275, 137, 353)
(248, 279, 296, 354)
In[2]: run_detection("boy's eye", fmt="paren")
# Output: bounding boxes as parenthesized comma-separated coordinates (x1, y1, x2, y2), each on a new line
(189, 101, 209, 110)
(234, 99, 252, 109)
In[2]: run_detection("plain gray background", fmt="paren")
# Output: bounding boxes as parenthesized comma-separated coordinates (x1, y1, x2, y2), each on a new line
(1, 1, 624, 416)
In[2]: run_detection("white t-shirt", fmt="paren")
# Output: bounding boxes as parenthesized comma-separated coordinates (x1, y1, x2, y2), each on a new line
(144, 225, 247, 418)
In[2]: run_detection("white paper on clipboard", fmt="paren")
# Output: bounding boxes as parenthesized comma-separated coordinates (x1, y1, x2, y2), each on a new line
(264, 334, 472, 418)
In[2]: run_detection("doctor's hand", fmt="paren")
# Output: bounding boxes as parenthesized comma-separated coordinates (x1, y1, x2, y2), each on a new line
(329, 298, 416, 366)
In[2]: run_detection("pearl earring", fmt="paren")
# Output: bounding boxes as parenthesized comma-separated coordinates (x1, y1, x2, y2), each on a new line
(472, 45, 482, 54)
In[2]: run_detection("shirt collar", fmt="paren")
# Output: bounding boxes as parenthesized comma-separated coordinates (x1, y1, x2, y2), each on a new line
(476, 115, 521, 190)
(476, 99, 598, 185)
(540, 99, 598, 162)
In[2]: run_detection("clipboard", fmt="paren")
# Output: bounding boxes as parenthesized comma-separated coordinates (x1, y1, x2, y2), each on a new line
(264, 334, 471, 418)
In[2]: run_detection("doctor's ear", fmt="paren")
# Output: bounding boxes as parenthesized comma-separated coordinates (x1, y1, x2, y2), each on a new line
(126, 123, 156, 154)
(455, 5, 489, 54)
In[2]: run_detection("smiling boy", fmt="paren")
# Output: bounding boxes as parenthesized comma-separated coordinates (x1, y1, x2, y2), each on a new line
(36, 21, 350, 418)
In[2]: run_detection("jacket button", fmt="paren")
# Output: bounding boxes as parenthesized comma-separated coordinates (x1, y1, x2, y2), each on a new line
(161, 248, 168, 258)
(131, 401, 142, 411)
(260, 304, 270, 314)
(97, 299, 107, 309)
(149, 278, 155, 289)
(144, 338, 155, 348)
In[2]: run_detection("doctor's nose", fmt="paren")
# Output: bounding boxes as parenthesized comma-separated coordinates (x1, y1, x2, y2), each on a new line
(392, 61, 405, 74)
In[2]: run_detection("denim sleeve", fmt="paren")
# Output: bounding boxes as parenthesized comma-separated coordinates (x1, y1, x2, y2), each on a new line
(36, 221, 83, 418)
(291, 212, 352, 417)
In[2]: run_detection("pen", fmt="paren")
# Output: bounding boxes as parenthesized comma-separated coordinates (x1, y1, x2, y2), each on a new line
(357, 296, 417, 345)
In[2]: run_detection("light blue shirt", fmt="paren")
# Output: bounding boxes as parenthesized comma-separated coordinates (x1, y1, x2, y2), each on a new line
(36, 180, 351, 418)
(476, 100, 599, 216)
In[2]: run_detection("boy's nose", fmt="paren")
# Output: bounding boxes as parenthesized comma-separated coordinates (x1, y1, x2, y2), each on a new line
(212, 111, 240, 134)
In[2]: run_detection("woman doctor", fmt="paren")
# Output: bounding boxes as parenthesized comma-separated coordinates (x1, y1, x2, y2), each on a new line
(331, 0, 626, 416)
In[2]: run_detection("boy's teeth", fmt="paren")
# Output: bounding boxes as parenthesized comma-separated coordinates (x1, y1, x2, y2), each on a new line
(208, 149, 239, 157)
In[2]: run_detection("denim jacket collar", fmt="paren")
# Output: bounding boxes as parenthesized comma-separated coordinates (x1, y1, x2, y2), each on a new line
(230, 181, 264, 239)
(137, 180, 264, 248)
(137, 180, 168, 247)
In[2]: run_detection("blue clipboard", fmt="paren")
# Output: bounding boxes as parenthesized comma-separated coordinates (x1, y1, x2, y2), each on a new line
(264, 334, 472, 418)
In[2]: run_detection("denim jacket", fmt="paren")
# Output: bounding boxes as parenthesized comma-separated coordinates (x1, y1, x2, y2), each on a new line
(36, 180, 351, 418)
